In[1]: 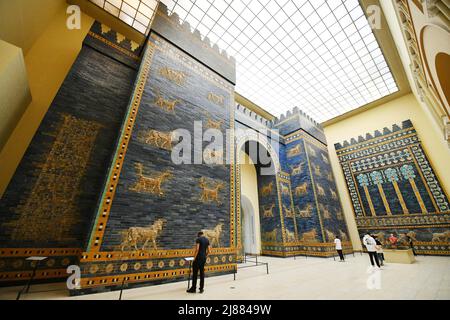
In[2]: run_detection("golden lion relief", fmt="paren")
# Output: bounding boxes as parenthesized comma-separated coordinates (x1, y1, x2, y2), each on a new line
(120, 219, 166, 251)
(129, 164, 172, 196)
(199, 178, 224, 205)
(202, 223, 223, 247)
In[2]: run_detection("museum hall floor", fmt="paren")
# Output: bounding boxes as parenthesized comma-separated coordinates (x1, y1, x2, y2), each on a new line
(1, 255, 449, 300)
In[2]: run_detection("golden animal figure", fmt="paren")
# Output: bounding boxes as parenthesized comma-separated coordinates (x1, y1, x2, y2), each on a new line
(301, 229, 317, 242)
(431, 230, 450, 242)
(202, 223, 223, 247)
(327, 172, 334, 182)
(295, 182, 308, 196)
(339, 230, 348, 241)
(286, 230, 296, 242)
(325, 229, 335, 242)
(319, 203, 332, 219)
(199, 178, 224, 205)
(330, 188, 338, 200)
(308, 146, 317, 157)
(281, 183, 290, 195)
(120, 219, 166, 251)
(129, 164, 173, 196)
(261, 181, 274, 196)
(159, 67, 187, 85)
(263, 229, 278, 242)
(296, 204, 313, 218)
(313, 164, 322, 176)
(263, 204, 276, 218)
(154, 93, 180, 113)
(203, 149, 224, 165)
(140, 129, 174, 150)
(336, 210, 344, 221)
(321, 153, 330, 164)
(316, 183, 325, 197)
(283, 205, 295, 218)
(205, 116, 224, 130)
(291, 162, 304, 175)
(208, 93, 225, 106)
(287, 145, 302, 158)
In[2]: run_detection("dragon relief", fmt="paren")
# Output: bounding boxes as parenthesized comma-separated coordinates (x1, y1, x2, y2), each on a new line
(290, 162, 304, 175)
(129, 164, 173, 196)
(283, 205, 295, 218)
(208, 92, 225, 106)
(199, 178, 224, 205)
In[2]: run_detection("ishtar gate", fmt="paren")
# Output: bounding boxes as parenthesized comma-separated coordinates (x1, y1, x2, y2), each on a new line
(0, 0, 449, 300)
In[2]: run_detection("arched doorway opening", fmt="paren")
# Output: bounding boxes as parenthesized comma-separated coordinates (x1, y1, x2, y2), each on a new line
(237, 136, 280, 256)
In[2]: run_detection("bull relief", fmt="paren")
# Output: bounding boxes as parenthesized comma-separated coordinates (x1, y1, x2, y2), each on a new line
(159, 67, 187, 86)
(202, 223, 223, 247)
(154, 91, 180, 113)
(138, 129, 175, 150)
(120, 219, 166, 251)
(208, 92, 225, 107)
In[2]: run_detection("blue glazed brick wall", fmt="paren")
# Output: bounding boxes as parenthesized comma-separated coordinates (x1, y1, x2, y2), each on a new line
(336, 120, 450, 255)
(99, 34, 233, 251)
(0, 22, 138, 283)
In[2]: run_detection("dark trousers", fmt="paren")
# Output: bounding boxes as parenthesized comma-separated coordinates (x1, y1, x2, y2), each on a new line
(337, 250, 344, 261)
(368, 251, 381, 267)
(191, 258, 206, 290)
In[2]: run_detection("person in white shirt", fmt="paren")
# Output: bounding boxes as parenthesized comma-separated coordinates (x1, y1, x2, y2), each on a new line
(334, 236, 345, 261)
(362, 233, 381, 268)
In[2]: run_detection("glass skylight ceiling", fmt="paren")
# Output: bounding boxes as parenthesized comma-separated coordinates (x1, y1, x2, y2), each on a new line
(161, 0, 398, 123)
(89, 0, 158, 34)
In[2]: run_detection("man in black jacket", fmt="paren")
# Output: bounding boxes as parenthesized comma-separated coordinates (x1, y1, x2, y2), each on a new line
(187, 231, 210, 294)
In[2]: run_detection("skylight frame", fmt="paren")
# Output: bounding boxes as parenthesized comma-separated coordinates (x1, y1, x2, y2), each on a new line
(89, 0, 159, 35)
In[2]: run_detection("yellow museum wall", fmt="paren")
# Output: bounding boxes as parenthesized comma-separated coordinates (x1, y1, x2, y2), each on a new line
(324, 93, 450, 251)
(239, 152, 262, 254)
(0, 5, 94, 197)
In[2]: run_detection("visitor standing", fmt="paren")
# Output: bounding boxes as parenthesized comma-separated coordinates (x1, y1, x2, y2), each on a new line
(187, 231, 210, 294)
(334, 236, 345, 262)
(407, 235, 417, 256)
(374, 237, 384, 266)
(363, 233, 381, 268)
